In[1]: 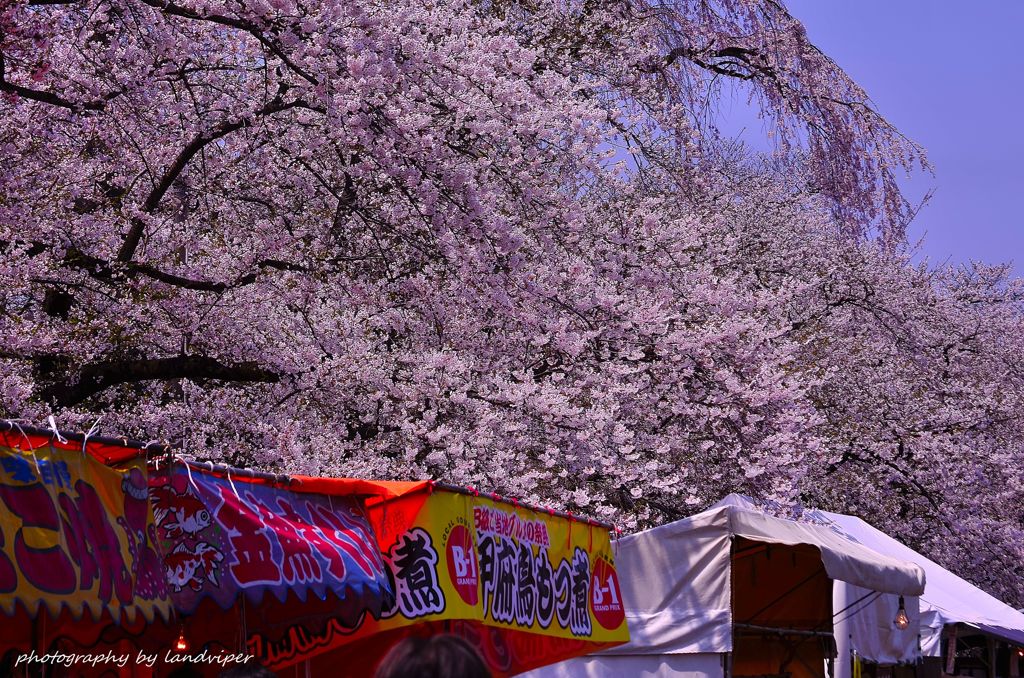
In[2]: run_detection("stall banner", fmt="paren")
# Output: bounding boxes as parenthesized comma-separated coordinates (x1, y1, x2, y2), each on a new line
(149, 467, 392, 618)
(249, 489, 630, 675)
(0, 443, 172, 623)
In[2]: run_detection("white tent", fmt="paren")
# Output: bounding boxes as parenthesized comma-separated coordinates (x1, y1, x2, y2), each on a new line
(803, 506, 1024, 674)
(522, 494, 925, 678)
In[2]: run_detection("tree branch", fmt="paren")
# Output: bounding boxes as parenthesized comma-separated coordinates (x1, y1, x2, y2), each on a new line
(41, 355, 280, 407)
(64, 245, 308, 291)
(0, 52, 110, 111)
(134, 0, 319, 86)
(117, 95, 311, 262)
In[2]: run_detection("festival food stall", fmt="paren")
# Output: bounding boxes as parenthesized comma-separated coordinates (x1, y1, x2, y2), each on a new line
(0, 426, 175, 672)
(139, 458, 397, 672)
(806, 504, 1024, 678)
(249, 480, 631, 677)
(523, 494, 927, 678)
(0, 423, 394, 676)
(0, 421, 629, 676)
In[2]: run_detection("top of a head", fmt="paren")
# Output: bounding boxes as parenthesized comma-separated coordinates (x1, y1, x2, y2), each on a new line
(374, 635, 492, 678)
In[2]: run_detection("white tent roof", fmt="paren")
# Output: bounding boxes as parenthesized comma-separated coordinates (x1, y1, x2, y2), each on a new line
(805, 504, 1024, 653)
(528, 494, 1023, 678)
(711, 495, 926, 597)
(523, 496, 931, 678)
(605, 494, 925, 656)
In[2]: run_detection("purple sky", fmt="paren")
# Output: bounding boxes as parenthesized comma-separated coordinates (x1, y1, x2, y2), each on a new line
(726, 1, 1024, 276)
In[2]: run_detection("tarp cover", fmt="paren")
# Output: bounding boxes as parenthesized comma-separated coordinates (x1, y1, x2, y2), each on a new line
(713, 495, 925, 598)
(519, 652, 725, 678)
(833, 580, 922, 665)
(624, 495, 925, 656)
(809, 507, 1024, 658)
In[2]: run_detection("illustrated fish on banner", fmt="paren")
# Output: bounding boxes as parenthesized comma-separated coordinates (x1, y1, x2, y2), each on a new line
(248, 489, 630, 676)
(0, 443, 172, 623)
(149, 466, 393, 617)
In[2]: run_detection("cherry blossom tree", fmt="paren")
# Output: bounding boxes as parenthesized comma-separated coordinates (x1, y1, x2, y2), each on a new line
(2, 0, 1021, 602)
(794, 254, 1024, 606)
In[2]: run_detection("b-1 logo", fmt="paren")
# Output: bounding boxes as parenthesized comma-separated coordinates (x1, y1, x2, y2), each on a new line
(590, 557, 624, 630)
(446, 524, 479, 605)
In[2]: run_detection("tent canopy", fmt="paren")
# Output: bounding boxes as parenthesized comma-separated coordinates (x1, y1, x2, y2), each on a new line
(602, 494, 925, 657)
(712, 495, 925, 597)
(808, 506, 1024, 655)
(523, 494, 927, 678)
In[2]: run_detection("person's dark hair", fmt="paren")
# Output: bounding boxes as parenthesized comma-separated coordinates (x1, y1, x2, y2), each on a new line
(167, 667, 204, 678)
(217, 662, 278, 678)
(164, 667, 200, 678)
(374, 635, 491, 678)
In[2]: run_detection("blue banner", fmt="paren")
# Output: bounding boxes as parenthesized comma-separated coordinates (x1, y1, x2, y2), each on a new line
(149, 466, 391, 619)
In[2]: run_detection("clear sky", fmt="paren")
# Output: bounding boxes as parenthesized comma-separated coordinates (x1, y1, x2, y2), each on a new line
(727, 1, 1024, 276)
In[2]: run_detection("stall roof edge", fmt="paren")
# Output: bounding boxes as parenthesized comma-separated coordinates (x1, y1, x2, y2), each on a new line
(0, 419, 614, 529)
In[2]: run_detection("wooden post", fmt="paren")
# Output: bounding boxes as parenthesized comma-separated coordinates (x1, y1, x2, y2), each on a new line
(945, 625, 957, 675)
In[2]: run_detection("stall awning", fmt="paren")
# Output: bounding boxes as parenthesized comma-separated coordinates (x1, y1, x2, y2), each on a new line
(0, 425, 396, 662)
(814, 506, 1024, 657)
(149, 464, 393, 620)
(714, 495, 925, 596)
(583, 494, 924, 658)
(0, 439, 173, 626)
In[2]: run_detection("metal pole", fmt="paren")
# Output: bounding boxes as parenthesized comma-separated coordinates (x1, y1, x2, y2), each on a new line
(833, 580, 852, 678)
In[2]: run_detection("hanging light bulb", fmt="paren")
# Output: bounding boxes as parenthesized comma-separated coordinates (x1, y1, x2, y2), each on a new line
(174, 626, 190, 652)
(894, 596, 910, 630)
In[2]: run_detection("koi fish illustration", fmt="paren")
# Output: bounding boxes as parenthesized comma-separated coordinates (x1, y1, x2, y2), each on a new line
(151, 484, 213, 538)
(164, 542, 224, 592)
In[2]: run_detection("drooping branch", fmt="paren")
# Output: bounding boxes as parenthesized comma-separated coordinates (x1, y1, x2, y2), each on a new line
(40, 355, 280, 407)
(650, 2, 928, 239)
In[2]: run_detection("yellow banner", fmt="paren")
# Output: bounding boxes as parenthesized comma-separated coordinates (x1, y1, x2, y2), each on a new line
(375, 490, 628, 640)
(0, 444, 172, 623)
